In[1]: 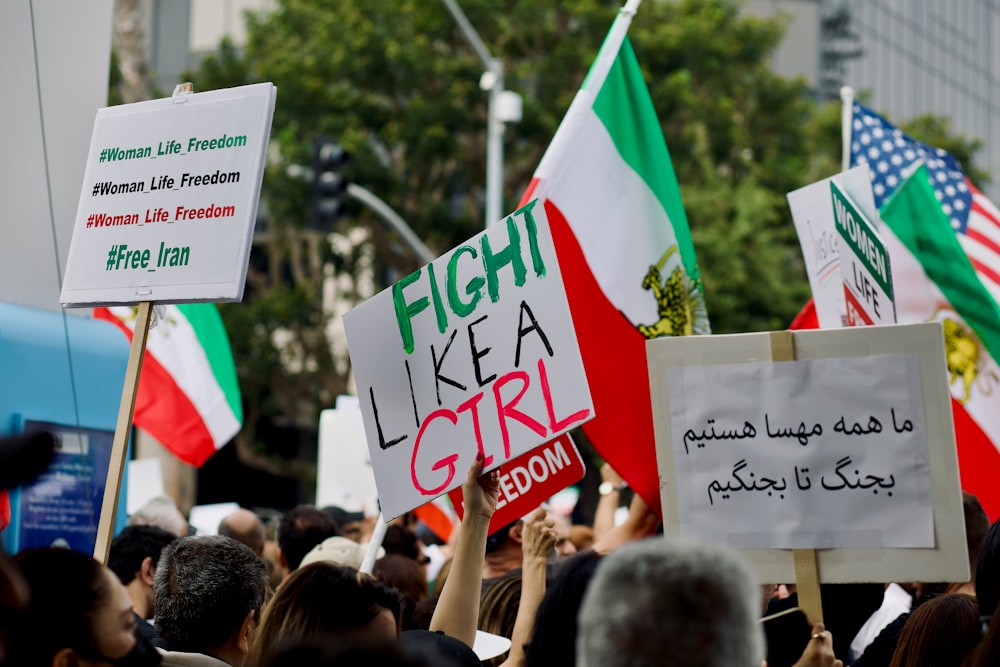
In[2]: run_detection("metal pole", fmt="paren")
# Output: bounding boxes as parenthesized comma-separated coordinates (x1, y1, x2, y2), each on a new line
(486, 58, 504, 228)
(346, 183, 435, 264)
(441, 0, 504, 228)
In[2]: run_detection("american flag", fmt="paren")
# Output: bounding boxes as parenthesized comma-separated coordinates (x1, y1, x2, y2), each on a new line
(850, 102, 1000, 305)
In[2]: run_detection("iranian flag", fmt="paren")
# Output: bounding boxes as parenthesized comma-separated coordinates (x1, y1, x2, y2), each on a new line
(880, 165, 1000, 520)
(94, 304, 243, 467)
(518, 1, 708, 514)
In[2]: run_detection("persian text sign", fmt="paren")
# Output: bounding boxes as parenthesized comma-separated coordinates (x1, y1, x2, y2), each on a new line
(60, 83, 277, 306)
(662, 354, 932, 549)
(831, 181, 896, 326)
(344, 201, 593, 519)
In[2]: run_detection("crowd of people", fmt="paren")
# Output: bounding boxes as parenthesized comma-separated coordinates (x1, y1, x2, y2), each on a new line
(2, 433, 1000, 667)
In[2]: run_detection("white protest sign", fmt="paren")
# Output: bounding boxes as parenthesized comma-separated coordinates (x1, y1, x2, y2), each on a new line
(60, 83, 277, 306)
(316, 407, 378, 513)
(787, 166, 879, 328)
(649, 323, 968, 584)
(831, 181, 896, 326)
(343, 200, 594, 520)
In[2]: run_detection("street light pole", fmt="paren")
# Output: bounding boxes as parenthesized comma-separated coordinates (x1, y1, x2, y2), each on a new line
(441, 0, 521, 228)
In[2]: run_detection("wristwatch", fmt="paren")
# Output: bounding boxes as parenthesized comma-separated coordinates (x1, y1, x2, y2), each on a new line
(599, 482, 627, 496)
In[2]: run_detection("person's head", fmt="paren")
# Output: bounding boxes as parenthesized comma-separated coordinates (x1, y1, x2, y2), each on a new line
(383, 525, 424, 562)
(478, 572, 522, 667)
(323, 506, 367, 543)
(300, 536, 385, 571)
(549, 513, 577, 558)
(219, 508, 267, 556)
(247, 562, 402, 666)
(888, 593, 980, 667)
(11, 547, 137, 667)
(128, 495, 188, 537)
(483, 520, 525, 578)
(154, 535, 267, 663)
(108, 524, 177, 619)
(373, 554, 429, 604)
(976, 518, 1000, 617)
(964, 493, 989, 583)
(577, 537, 764, 667)
(277, 505, 339, 573)
(525, 549, 602, 667)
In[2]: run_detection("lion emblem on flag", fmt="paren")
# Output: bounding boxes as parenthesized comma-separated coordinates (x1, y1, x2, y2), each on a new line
(637, 245, 709, 339)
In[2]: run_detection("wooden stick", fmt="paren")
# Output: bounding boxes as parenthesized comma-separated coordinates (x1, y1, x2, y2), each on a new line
(93, 301, 154, 564)
(768, 331, 824, 625)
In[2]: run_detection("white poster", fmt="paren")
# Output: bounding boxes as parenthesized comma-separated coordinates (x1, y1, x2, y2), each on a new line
(343, 200, 593, 519)
(787, 165, 879, 328)
(60, 83, 276, 306)
(648, 323, 969, 584)
(666, 354, 931, 549)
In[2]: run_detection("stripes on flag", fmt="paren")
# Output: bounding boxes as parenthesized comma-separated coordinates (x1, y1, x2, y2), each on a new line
(850, 102, 1000, 305)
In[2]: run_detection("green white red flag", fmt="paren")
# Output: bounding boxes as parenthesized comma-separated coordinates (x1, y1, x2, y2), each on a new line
(94, 304, 242, 466)
(518, 1, 708, 514)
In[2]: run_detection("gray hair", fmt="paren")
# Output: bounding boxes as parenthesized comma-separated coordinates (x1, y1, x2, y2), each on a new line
(577, 536, 764, 667)
(128, 496, 188, 537)
(154, 535, 267, 651)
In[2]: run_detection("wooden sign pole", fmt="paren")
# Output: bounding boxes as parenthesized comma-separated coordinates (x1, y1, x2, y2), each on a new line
(92, 82, 196, 564)
(768, 330, 824, 625)
(93, 301, 154, 564)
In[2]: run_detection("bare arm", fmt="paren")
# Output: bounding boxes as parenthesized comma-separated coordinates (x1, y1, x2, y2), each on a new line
(501, 509, 557, 667)
(592, 464, 625, 540)
(592, 492, 660, 555)
(429, 454, 499, 648)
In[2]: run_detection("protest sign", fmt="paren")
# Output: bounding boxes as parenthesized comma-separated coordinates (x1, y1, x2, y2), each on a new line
(787, 166, 879, 328)
(316, 407, 378, 513)
(832, 181, 896, 326)
(60, 83, 277, 306)
(649, 323, 968, 584)
(343, 200, 594, 520)
(448, 434, 586, 535)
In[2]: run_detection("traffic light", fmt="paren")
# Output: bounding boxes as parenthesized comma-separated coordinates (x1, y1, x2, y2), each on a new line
(310, 136, 351, 229)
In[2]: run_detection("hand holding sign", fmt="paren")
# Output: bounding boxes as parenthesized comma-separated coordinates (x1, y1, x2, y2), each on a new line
(463, 452, 501, 525)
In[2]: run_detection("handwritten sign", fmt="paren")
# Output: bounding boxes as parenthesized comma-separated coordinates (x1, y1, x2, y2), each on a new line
(60, 83, 277, 306)
(831, 181, 895, 326)
(649, 323, 969, 584)
(343, 201, 593, 520)
(787, 166, 879, 328)
(448, 435, 586, 535)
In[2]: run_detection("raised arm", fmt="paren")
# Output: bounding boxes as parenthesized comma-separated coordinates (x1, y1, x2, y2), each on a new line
(429, 453, 499, 648)
(501, 508, 557, 667)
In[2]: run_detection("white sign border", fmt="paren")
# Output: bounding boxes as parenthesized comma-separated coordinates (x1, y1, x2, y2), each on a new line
(648, 322, 967, 584)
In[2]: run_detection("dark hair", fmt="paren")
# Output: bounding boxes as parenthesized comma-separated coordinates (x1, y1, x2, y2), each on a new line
(479, 572, 522, 667)
(154, 535, 267, 651)
(248, 562, 401, 666)
(964, 493, 990, 582)
(11, 548, 111, 665)
(888, 594, 979, 667)
(109, 524, 178, 585)
(267, 638, 429, 667)
(278, 505, 339, 570)
(373, 554, 429, 603)
(976, 519, 1000, 616)
(966, 602, 1000, 667)
(383, 525, 422, 561)
(525, 549, 602, 667)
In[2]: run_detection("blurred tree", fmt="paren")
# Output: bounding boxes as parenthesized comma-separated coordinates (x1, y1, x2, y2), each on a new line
(185, 0, 989, 472)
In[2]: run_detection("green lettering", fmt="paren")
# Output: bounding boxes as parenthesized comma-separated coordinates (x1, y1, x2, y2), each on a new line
(514, 199, 546, 277)
(446, 245, 484, 317)
(426, 262, 449, 334)
(392, 269, 429, 354)
(481, 217, 526, 303)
